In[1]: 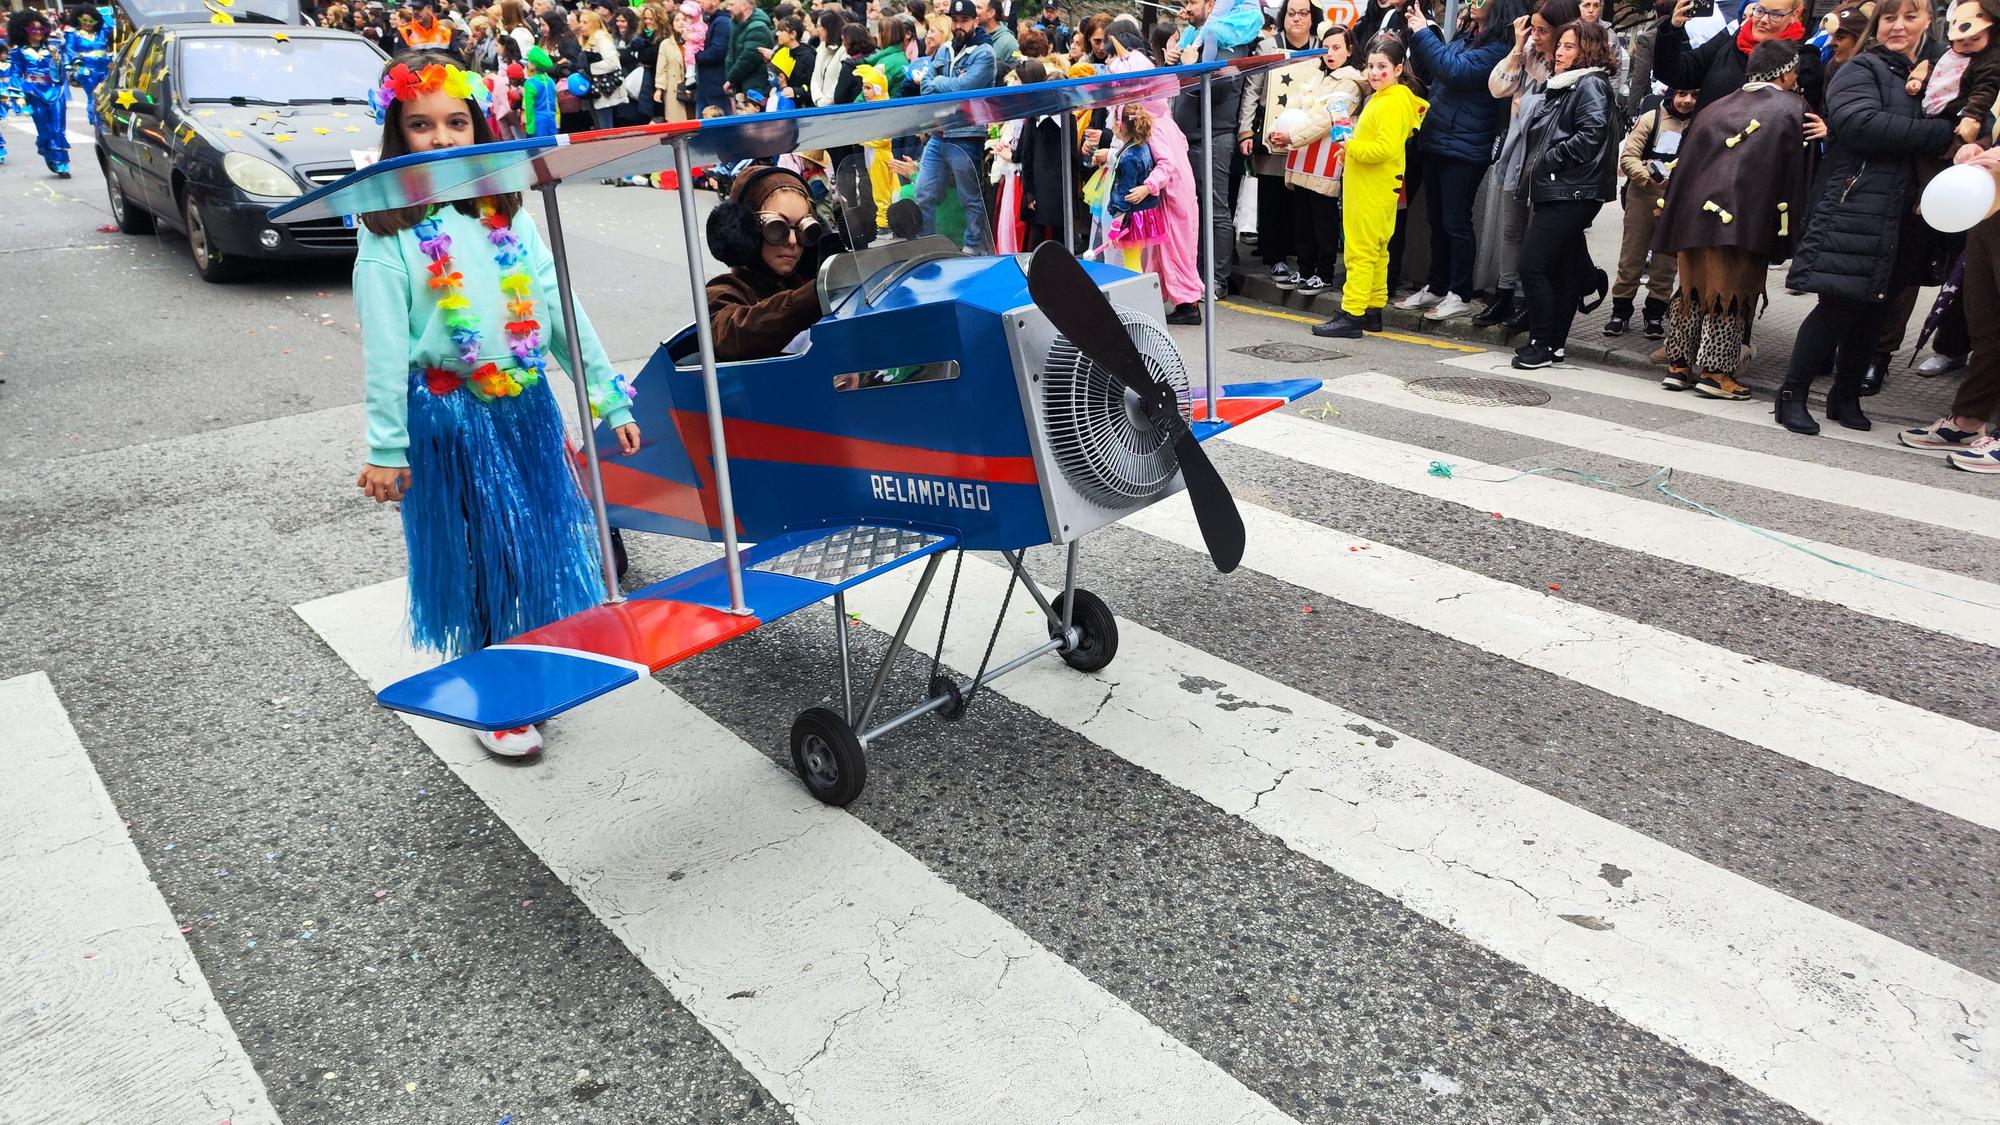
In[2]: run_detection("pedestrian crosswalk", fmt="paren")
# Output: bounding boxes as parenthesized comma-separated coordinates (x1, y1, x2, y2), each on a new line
(14, 359, 1998, 1124)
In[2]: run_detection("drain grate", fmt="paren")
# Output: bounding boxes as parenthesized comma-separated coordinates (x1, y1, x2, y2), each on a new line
(1232, 342, 1349, 364)
(1403, 376, 1552, 407)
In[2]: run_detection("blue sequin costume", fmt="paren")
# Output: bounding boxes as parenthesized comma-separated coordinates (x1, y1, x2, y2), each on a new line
(10, 44, 68, 173)
(64, 24, 111, 127)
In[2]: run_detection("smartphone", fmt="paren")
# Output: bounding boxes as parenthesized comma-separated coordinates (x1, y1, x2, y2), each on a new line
(1688, 0, 1716, 16)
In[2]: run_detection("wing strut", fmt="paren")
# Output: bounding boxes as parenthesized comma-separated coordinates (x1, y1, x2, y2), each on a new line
(671, 137, 750, 615)
(539, 182, 624, 605)
(1198, 72, 1218, 422)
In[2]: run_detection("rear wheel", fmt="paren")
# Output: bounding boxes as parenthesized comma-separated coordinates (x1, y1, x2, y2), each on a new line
(182, 192, 240, 283)
(105, 161, 153, 234)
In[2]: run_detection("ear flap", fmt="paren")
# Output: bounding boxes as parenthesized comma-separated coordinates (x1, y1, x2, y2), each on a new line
(706, 198, 767, 269)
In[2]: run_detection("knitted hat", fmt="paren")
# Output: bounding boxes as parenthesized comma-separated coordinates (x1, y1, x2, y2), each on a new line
(1949, 0, 1994, 44)
(526, 45, 554, 70)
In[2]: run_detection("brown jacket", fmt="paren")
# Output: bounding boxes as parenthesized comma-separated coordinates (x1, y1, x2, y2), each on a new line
(706, 267, 821, 362)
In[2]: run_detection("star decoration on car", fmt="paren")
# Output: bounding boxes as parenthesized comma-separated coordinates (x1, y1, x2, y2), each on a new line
(114, 89, 136, 108)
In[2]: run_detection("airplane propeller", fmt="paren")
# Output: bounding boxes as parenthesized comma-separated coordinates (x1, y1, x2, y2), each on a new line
(1025, 241, 1246, 574)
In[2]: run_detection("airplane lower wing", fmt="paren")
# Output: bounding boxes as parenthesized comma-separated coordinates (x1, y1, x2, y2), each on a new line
(1189, 379, 1322, 441)
(377, 524, 957, 730)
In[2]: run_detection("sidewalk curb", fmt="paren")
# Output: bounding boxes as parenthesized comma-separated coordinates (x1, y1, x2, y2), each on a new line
(1227, 271, 1938, 429)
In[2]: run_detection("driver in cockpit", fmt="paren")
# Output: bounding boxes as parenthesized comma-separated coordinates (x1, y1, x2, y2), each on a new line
(704, 165, 828, 361)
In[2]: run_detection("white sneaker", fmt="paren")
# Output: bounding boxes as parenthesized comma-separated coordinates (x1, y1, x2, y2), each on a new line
(1396, 286, 1444, 310)
(1425, 293, 1473, 320)
(1296, 273, 1326, 294)
(1948, 434, 2000, 474)
(476, 725, 544, 757)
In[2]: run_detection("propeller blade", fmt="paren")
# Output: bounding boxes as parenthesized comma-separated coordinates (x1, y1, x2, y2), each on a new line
(1025, 242, 1157, 404)
(1170, 425, 1245, 573)
(1023, 241, 1246, 574)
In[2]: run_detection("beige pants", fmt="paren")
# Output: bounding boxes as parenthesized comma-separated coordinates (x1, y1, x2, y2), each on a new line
(1612, 183, 1677, 304)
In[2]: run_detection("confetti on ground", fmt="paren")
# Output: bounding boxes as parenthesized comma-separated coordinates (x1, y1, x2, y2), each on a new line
(404, 1081, 418, 1093)
(1547, 584, 1562, 591)
(95, 223, 118, 233)
(375, 889, 388, 898)
(1301, 605, 1315, 614)
(521, 899, 533, 908)
(179, 926, 193, 934)
(1490, 512, 1503, 519)
(83, 951, 97, 959)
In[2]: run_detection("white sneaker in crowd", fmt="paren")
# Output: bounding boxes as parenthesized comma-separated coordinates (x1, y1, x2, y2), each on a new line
(1948, 434, 2000, 474)
(1296, 274, 1326, 294)
(1426, 293, 1473, 320)
(1269, 262, 1298, 288)
(1396, 286, 1444, 311)
(476, 725, 544, 758)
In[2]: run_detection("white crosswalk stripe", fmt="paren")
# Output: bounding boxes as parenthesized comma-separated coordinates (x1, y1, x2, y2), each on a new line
(3, 673, 278, 1125)
(1119, 497, 2000, 833)
(1326, 370, 2000, 538)
(836, 556, 2000, 1125)
(1436, 352, 1942, 459)
(1218, 411, 2000, 642)
(298, 582, 1301, 1125)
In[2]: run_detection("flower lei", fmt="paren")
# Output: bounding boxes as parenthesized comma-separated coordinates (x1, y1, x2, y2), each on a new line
(371, 61, 478, 124)
(413, 202, 633, 418)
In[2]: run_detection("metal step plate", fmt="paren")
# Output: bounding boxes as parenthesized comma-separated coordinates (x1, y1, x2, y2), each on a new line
(752, 525, 947, 585)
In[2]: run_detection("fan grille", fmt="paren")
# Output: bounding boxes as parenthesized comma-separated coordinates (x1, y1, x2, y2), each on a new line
(1041, 306, 1192, 507)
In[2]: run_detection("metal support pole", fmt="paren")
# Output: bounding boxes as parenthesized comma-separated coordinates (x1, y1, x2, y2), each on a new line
(1198, 73, 1218, 419)
(1059, 111, 1077, 253)
(1061, 541, 1079, 635)
(671, 141, 749, 615)
(538, 183, 623, 605)
(855, 553, 943, 732)
(833, 592, 853, 723)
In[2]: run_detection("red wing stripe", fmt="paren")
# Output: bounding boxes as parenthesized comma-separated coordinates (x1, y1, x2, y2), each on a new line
(596, 459, 719, 529)
(1191, 397, 1285, 426)
(672, 411, 1040, 486)
(505, 599, 759, 671)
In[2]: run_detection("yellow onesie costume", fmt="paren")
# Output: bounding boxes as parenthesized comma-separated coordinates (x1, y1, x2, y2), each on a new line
(855, 64, 900, 231)
(1339, 83, 1428, 318)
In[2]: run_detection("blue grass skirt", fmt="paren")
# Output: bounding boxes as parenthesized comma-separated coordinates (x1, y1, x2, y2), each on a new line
(400, 369, 603, 658)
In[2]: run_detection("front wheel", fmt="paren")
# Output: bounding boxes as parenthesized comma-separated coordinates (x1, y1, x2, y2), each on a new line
(183, 192, 240, 283)
(790, 707, 867, 807)
(1049, 589, 1118, 673)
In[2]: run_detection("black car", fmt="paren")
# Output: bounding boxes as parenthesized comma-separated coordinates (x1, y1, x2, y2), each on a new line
(96, 18, 388, 281)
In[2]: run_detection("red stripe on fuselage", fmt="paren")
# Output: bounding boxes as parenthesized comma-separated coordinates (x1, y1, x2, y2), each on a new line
(596, 459, 719, 529)
(505, 598, 758, 670)
(670, 411, 1040, 486)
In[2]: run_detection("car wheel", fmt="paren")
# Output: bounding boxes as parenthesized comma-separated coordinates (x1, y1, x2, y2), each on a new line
(104, 161, 154, 235)
(182, 192, 241, 283)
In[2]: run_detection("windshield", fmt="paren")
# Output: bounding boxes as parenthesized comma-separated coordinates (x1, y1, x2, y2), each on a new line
(178, 37, 381, 105)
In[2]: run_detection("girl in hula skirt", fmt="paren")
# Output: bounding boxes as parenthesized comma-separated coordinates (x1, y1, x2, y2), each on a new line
(354, 52, 641, 758)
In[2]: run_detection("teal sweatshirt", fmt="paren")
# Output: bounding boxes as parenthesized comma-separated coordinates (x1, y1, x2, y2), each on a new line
(353, 205, 635, 468)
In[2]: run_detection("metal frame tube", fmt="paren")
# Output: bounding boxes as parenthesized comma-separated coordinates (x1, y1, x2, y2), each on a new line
(833, 592, 854, 723)
(855, 553, 943, 732)
(671, 141, 749, 615)
(1061, 541, 1079, 635)
(538, 183, 623, 605)
(859, 636, 1066, 745)
(1059, 111, 1077, 252)
(1198, 73, 1218, 418)
(1006, 551, 1057, 619)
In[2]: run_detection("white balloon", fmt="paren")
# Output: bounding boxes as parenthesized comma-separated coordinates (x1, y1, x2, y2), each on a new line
(1271, 106, 1311, 137)
(1921, 164, 1999, 233)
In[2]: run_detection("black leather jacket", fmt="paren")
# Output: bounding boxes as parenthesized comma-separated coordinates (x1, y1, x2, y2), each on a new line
(1524, 67, 1619, 205)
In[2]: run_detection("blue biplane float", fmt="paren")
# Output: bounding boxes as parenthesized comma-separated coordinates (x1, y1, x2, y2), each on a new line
(273, 55, 1324, 806)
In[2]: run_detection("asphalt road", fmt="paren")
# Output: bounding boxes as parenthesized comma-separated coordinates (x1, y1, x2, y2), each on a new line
(3, 110, 1997, 1125)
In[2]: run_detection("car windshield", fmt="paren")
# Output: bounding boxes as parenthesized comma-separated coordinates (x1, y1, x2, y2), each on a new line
(178, 37, 380, 105)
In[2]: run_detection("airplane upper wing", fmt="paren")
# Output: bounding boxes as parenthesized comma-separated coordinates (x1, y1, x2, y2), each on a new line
(268, 53, 1317, 224)
(378, 523, 956, 730)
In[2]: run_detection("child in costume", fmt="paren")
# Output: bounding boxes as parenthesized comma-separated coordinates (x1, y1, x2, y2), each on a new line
(1314, 35, 1428, 339)
(854, 63, 901, 231)
(1268, 24, 1364, 297)
(353, 52, 641, 759)
(522, 46, 560, 138)
(1908, 0, 2000, 145)
(1605, 87, 1698, 339)
(63, 6, 112, 128)
(1656, 40, 1811, 405)
(1102, 34, 1203, 323)
(1102, 103, 1164, 271)
(8, 10, 69, 177)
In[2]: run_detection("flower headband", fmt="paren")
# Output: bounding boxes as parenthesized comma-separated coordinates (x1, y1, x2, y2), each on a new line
(370, 62, 479, 123)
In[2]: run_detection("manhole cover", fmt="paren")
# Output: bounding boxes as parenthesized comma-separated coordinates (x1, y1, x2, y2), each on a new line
(1403, 376, 1551, 407)
(1231, 342, 1349, 364)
